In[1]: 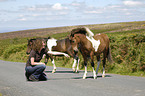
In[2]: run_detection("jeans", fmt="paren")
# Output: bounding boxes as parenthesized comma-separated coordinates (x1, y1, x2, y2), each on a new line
(25, 64, 47, 81)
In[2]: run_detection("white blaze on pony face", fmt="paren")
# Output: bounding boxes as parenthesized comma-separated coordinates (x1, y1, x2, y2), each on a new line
(86, 36, 100, 52)
(47, 38, 57, 51)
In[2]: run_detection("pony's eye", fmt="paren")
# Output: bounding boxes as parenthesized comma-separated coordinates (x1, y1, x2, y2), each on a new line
(71, 40, 75, 43)
(70, 39, 75, 43)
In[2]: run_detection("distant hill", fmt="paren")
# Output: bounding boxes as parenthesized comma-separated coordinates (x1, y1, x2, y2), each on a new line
(0, 21, 145, 40)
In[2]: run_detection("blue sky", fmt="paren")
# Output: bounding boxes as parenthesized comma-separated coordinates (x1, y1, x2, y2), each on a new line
(0, 0, 145, 33)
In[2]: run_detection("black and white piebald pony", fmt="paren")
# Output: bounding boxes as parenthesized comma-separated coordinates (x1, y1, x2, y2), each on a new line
(47, 37, 80, 73)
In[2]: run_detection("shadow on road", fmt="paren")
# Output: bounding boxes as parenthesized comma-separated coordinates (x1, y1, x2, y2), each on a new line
(45, 70, 84, 73)
(44, 70, 112, 80)
(47, 75, 112, 80)
(72, 75, 112, 79)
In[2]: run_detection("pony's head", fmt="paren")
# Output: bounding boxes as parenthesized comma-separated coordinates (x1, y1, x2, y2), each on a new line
(69, 27, 94, 53)
(69, 27, 85, 52)
(69, 33, 83, 54)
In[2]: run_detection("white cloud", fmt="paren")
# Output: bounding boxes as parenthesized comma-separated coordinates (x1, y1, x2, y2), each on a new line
(24, 5, 50, 11)
(108, 5, 120, 8)
(84, 10, 102, 14)
(52, 3, 67, 10)
(22, 3, 68, 12)
(123, 1, 142, 6)
(71, 1, 82, 6)
(18, 18, 27, 21)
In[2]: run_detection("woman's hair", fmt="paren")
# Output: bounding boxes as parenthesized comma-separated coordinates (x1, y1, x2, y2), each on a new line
(32, 39, 43, 52)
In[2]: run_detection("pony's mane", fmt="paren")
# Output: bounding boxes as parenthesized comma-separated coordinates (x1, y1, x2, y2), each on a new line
(70, 27, 87, 36)
(70, 27, 94, 37)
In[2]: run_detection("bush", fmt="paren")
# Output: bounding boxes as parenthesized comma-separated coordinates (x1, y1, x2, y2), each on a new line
(3, 44, 27, 59)
(108, 33, 145, 75)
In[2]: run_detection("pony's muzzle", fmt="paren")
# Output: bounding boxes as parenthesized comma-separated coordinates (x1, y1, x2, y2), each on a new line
(74, 49, 78, 54)
(26, 52, 29, 55)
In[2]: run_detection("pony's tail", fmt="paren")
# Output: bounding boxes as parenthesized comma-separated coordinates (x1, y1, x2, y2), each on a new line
(84, 27, 94, 37)
(107, 47, 113, 63)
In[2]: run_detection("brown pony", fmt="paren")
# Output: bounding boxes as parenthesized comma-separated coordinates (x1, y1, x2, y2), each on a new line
(69, 27, 113, 79)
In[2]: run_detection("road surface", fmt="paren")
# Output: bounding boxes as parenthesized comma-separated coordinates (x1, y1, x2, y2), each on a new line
(0, 60, 145, 96)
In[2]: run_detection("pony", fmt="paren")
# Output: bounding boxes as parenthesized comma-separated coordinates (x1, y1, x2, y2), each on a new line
(69, 27, 113, 79)
(26, 37, 79, 73)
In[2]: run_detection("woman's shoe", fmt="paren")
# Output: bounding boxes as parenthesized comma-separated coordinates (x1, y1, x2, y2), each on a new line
(29, 75, 39, 81)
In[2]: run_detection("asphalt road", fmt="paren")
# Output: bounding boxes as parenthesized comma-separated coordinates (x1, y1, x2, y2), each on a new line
(0, 60, 145, 96)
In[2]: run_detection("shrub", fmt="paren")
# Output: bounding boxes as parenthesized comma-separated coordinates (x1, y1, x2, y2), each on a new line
(3, 44, 27, 59)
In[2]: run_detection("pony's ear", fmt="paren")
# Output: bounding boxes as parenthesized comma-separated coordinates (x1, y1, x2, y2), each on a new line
(29, 41, 33, 45)
(48, 36, 51, 39)
(69, 34, 72, 40)
(69, 33, 74, 40)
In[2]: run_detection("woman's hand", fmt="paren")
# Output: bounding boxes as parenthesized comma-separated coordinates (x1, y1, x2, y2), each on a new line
(39, 62, 46, 65)
(31, 57, 45, 65)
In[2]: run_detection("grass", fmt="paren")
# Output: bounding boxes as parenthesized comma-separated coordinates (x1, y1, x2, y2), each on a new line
(0, 21, 145, 77)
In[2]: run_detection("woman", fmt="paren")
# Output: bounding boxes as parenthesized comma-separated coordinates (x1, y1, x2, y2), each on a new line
(25, 39, 69, 81)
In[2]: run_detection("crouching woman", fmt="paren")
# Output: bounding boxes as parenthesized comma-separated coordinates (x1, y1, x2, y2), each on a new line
(25, 39, 70, 81)
(25, 39, 49, 81)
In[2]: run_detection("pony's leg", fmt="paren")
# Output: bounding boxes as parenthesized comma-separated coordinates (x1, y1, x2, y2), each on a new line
(91, 61, 96, 79)
(83, 61, 87, 79)
(96, 56, 101, 78)
(72, 59, 77, 72)
(52, 59, 56, 73)
(72, 56, 80, 73)
(102, 67, 105, 78)
(90, 51, 96, 79)
(45, 53, 52, 65)
(102, 53, 106, 77)
(76, 58, 80, 73)
(48, 55, 56, 73)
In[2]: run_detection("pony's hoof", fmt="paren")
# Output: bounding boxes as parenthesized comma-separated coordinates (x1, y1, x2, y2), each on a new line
(83, 76, 86, 79)
(52, 69, 56, 73)
(102, 75, 105, 78)
(72, 68, 76, 72)
(75, 70, 79, 73)
(75, 68, 79, 73)
(94, 76, 97, 79)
